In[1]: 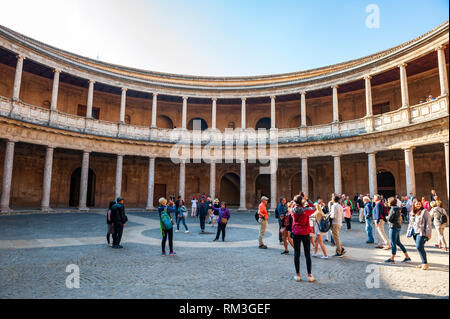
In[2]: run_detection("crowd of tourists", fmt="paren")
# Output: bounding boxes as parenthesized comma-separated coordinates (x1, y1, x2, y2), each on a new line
(104, 188, 448, 282)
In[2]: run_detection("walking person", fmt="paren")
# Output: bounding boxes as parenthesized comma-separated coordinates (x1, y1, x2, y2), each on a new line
(373, 195, 391, 250)
(276, 197, 287, 245)
(385, 197, 411, 263)
(191, 196, 198, 218)
(206, 197, 214, 224)
(158, 197, 177, 256)
(258, 196, 270, 249)
(176, 204, 190, 233)
(212, 202, 230, 242)
(198, 198, 208, 233)
(343, 200, 352, 230)
(357, 194, 365, 223)
(363, 196, 375, 244)
(110, 197, 128, 249)
(329, 196, 346, 257)
(174, 196, 182, 225)
(106, 200, 116, 246)
(291, 195, 316, 282)
(430, 198, 448, 251)
(407, 199, 432, 270)
(280, 201, 294, 255)
(211, 199, 220, 227)
(311, 203, 328, 259)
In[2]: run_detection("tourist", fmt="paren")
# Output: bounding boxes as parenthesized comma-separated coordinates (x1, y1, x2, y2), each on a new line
(212, 202, 230, 242)
(175, 195, 182, 224)
(106, 200, 116, 246)
(373, 195, 391, 250)
(280, 201, 294, 255)
(158, 197, 177, 256)
(311, 203, 328, 259)
(206, 196, 214, 224)
(385, 197, 411, 263)
(176, 204, 190, 233)
(276, 197, 287, 245)
(343, 200, 352, 230)
(211, 198, 220, 227)
(258, 196, 270, 249)
(318, 199, 331, 242)
(430, 198, 448, 251)
(291, 195, 316, 282)
(407, 199, 432, 270)
(329, 195, 346, 257)
(357, 194, 365, 223)
(363, 196, 374, 244)
(191, 196, 198, 217)
(110, 197, 128, 249)
(198, 198, 208, 233)
(421, 196, 431, 211)
(430, 189, 437, 202)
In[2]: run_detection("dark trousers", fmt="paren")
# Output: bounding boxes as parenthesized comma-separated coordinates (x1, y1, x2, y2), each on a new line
(215, 223, 227, 241)
(293, 234, 312, 275)
(345, 217, 351, 230)
(199, 215, 206, 231)
(112, 223, 123, 246)
(278, 219, 283, 242)
(162, 228, 174, 253)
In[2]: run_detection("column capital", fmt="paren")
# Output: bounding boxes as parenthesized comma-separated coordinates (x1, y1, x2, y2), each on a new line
(241, 97, 247, 102)
(53, 68, 62, 74)
(270, 95, 276, 100)
(364, 75, 372, 80)
(332, 154, 342, 158)
(82, 150, 92, 154)
(16, 54, 26, 61)
(398, 62, 407, 68)
(153, 92, 158, 98)
(121, 87, 128, 93)
(88, 79, 96, 85)
(300, 91, 307, 96)
(444, 141, 450, 146)
(211, 97, 218, 102)
(331, 84, 339, 89)
(435, 44, 446, 51)
(367, 151, 377, 156)
(182, 96, 189, 101)
(403, 146, 415, 152)
(46, 145, 55, 151)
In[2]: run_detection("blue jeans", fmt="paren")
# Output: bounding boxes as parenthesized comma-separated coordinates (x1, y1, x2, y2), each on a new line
(365, 217, 374, 243)
(415, 235, 427, 264)
(177, 215, 188, 231)
(389, 228, 407, 256)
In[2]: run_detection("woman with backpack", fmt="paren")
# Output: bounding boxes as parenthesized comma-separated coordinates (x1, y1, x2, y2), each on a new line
(211, 202, 230, 242)
(291, 195, 316, 283)
(311, 203, 329, 259)
(106, 200, 116, 246)
(158, 197, 177, 256)
(430, 198, 448, 251)
(384, 197, 411, 264)
(407, 199, 432, 270)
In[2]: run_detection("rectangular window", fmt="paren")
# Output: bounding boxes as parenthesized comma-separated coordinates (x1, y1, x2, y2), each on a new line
(77, 104, 100, 119)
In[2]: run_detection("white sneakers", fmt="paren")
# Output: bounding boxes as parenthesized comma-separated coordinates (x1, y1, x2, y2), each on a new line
(321, 255, 329, 259)
(185, 230, 190, 234)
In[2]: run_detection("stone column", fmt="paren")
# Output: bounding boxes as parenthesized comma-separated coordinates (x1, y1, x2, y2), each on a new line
(120, 88, 127, 123)
(334, 155, 342, 195)
(270, 96, 276, 129)
(332, 85, 339, 122)
(179, 159, 186, 199)
(211, 98, 217, 130)
(300, 91, 307, 127)
(50, 69, 61, 110)
(444, 142, 449, 202)
(151, 93, 158, 128)
(0, 140, 15, 213)
(86, 80, 95, 118)
(241, 98, 247, 129)
(114, 154, 123, 200)
(368, 152, 378, 197)
(182, 96, 188, 129)
(239, 159, 247, 210)
(146, 157, 156, 210)
(436, 46, 449, 96)
(210, 161, 216, 199)
(78, 151, 90, 211)
(365, 76, 373, 116)
(12, 55, 25, 100)
(270, 159, 277, 211)
(399, 63, 409, 107)
(40, 146, 54, 211)
(301, 158, 309, 197)
(404, 148, 416, 197)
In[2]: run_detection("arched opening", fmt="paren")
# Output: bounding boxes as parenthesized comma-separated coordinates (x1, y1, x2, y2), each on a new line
(289, 115, 312, 127)
(290, 172, 314, 199)
(188, 118, 208, 131)
(69, 168, 96, 207)
(219, 173, 240, 205)
(255, 118, 271, 130)
(377, 171, 396, 199)
(255, 174, 271, 204)
(157, 115, 174, 129)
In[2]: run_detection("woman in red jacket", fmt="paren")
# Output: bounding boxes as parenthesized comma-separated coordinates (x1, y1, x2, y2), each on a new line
(291, 194, 316, 282)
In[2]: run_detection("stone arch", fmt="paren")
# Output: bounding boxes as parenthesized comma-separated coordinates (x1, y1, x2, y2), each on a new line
(219, 172, 240, 206)
(255, 118, 271, 130)
(188, 117, 208, 131)
(157, 115, 174, 129)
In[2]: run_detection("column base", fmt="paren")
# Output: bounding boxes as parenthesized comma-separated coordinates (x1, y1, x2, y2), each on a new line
(238, 207, 247, 211)
(145, 206, 156, 211)
(78, 207, 89, 212)
(40, 206, 54, 212)
(0, 207, 12, 214)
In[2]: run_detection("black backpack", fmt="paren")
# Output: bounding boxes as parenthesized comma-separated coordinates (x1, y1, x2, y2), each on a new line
(438, 209, 448, 224)
(255, 212, 260, 222)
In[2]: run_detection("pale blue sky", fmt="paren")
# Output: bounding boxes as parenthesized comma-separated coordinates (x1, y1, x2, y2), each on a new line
(0, 0, 448, 76)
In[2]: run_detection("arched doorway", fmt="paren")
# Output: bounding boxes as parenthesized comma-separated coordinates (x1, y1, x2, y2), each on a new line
(157, 115, 174, 129)
(255, 118, 271, 130)
(69, 168, 96, 207)
(188, 118, 208, 131)
(290, 173, 314, 199)
(255, 174, 271, 203)
(219, 173, 240, 205)
(377, 171, 396, 199)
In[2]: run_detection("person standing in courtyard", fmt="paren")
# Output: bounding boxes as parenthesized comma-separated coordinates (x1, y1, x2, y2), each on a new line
(276, 197, 287, 245)
(385, 197, 411, 263)
(198, 198, 208, 233)
(363, 196, 375, 244)
(211, 198, 220, 227)
(373, 195, 391, 250)
(408, 199, 432, 270)
(311, 203, 329, 259)
(158, 197, 177, 256)
(422, 196, 431, 211)
(329, 195, 346, 257)
(191, 196, 198, 218)
(343, 200, 352, 230)
(357, 194, 365, 223)
(430, 198, 448, 251)
(176, 203, 190, 234)
(258, 196, 270, 249)
(212, 202, 230, 242)
(280, 201, 294, 255)
(106, 200, 116, 246)
(110, 197, 128, 249)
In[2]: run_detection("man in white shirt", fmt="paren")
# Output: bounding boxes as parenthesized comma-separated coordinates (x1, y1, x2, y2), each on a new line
(330, 196, 346, 257)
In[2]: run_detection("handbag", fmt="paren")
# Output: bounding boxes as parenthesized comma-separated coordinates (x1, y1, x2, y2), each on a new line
(221, 217, 228, 224)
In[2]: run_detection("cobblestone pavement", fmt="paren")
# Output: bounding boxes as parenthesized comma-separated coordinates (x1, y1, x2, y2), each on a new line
(0, 211, 448, 299)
